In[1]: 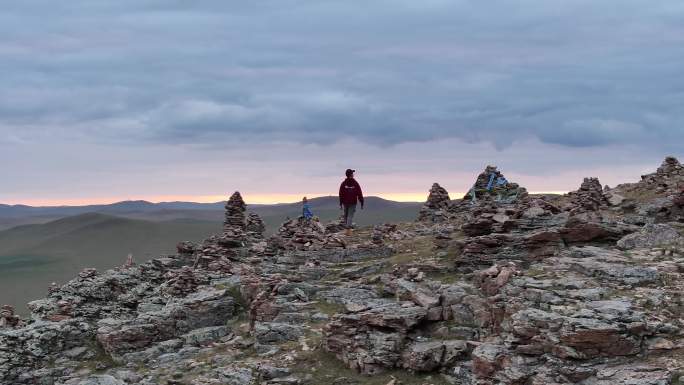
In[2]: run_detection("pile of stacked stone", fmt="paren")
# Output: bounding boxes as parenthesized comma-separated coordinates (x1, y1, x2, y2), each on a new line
(219, 191, 249, 250)
(325, 219, 347, 233)
(643, 156, 684, 194)
(266, 216, 346, 252)
(78, 268, 98, 279)
(176, 241, 196, 257)
(605, 157, 684, 221)
(463, 165, 528, 204)
(224, 192, 247, 234)
(418, 183, 452, 222)
(245, 212, 266, 236)
(194, 192, 267, 267)
(0, 305, 22, 329)
(461, 204, 517, 237)
(566, 177, 608, 214)
(370, 223, 398, 245)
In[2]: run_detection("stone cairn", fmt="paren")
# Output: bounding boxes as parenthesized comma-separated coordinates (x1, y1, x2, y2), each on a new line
(567, 177, 608, 214)
(371, 223, 398, 245)
(0, 305, 22, 329)
(245, 212, 266, 236)
(418, 183, 451, 222)
(162, 266, 207, 296)
(78, 268, 98, 279)
(267, 216, 346, 252)
(464, 165, 527, 204)
(191, 191, 267, 268)
(642, 156, 684, 194)
(224, 191, 247, 234)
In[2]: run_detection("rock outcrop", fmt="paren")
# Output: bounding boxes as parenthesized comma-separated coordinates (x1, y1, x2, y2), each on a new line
(2, 158, 684, 385)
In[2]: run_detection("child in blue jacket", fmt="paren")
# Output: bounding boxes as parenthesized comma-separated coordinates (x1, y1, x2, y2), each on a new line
(302, 197, 314, 220)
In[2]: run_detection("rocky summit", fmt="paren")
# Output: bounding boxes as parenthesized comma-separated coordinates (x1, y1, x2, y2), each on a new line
(2, 159, 684, 385)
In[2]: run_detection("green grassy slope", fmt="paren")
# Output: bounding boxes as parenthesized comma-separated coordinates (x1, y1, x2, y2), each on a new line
(0, 213, 219, 313)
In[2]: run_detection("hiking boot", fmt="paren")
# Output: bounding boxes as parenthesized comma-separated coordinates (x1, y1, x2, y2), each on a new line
(345, 228, 352, 236)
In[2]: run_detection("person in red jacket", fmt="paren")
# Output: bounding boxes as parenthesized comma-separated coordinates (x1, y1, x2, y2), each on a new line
(339, 169, 364, 235)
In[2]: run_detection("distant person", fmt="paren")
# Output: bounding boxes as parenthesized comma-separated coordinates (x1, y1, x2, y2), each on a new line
(338, 169, 364, 235)
(302, 196, 314, 220)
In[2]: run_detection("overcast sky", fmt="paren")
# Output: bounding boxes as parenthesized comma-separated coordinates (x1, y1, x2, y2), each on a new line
(1, 1, 683, 205)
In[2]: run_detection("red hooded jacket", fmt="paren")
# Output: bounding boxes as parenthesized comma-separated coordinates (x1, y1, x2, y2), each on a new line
(339, 177, 364, 206)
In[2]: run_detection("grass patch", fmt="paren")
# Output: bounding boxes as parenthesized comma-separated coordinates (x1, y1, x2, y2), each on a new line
(389, 236, 436, 266)
(314, 300, 346, 317)
(292, 349, 452, 385)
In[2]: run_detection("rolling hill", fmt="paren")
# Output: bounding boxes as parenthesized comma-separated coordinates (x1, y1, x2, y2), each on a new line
(0, 213, 219, 313)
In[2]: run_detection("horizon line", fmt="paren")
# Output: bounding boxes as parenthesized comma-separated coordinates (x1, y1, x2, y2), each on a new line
(0, 191, 569, 207)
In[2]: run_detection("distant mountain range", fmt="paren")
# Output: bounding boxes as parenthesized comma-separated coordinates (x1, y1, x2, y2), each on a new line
(0, 196, 422, 312)
(0, 196, 422, 230)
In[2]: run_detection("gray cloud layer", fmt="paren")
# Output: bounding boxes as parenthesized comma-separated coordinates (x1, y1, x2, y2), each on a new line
(1, 0, 683, 151)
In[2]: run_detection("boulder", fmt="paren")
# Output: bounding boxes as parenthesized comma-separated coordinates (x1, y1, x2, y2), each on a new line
(97, 287, 237, 357)
(254, 322, 304, 344)
(617, 223, 683, 250)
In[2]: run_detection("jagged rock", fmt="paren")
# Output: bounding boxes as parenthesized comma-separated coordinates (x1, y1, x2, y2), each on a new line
(324, 301, 428, 374)
(617, 223, 683, 250)
(254, 322, 304, 344)
(176, 241, 196, 255)
(606, 191, 625, 206)
(215, 367, 254, 385)
(472, 343, 508, 379)
(339, 261, 388, 279)
(182, 325, 231, 346)
(475, 263, 518, 296)
(77, 375, 126, 385)
(0, 319, 94, 384)
(559, 216, 628, 244)
(96, 287, 237, 358)
(401, 340, 467, 371)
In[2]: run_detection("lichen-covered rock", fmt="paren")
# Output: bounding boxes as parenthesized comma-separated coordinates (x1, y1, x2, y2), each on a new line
(617, 223, 683, 250)
(96, 287, 237, 358)
(254, 322, 304, 344)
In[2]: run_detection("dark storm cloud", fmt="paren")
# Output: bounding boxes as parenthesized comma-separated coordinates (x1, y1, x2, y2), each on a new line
(1, 0, 683, 150)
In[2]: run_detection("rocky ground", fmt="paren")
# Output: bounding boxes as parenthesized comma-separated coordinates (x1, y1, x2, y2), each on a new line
(1, 159, 684, 385)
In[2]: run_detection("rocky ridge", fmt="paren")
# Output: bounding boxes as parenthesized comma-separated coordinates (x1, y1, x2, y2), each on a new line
(1, 158, 683, 385)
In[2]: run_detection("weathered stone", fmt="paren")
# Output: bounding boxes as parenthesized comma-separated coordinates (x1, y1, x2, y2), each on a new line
(254, 322, 304, 344)
(418, 183, 451, 222)
(617, 223, 683, 250)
